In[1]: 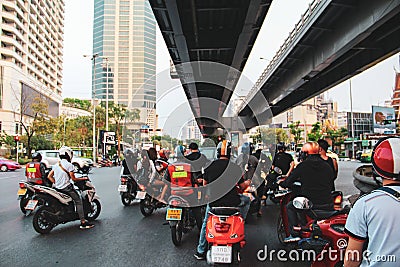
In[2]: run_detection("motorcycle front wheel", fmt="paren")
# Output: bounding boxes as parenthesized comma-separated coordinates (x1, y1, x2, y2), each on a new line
(140, 196, 154, 217)
(277, 215, 287, 245)
(33, 206, 55, 234)
(86, 199, 101, 221)
(171, 220, 183, 246)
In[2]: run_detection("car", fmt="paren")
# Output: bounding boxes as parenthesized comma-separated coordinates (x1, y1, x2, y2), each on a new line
(360, 149, 372, 163)
(0, 157, 21, 172)
(36, 150, 93, 173)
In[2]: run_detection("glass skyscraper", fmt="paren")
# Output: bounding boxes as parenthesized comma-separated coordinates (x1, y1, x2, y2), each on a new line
(93, 0, 156, 128)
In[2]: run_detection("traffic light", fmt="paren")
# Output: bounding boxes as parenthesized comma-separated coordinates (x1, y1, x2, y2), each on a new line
(14, 135, 20, 142)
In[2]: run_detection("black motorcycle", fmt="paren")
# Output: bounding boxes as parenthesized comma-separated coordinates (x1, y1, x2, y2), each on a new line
(166, 192, 203, 246)
(139, 184, 167, 217)
(31, 179, 101, 234)
(118, 174, 139, 206)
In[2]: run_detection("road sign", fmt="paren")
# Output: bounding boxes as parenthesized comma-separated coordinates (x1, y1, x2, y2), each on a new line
(103, 131, 116, 145)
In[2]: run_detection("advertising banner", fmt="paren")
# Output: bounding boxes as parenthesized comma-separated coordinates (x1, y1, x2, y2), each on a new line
(372, 106, 396, 134)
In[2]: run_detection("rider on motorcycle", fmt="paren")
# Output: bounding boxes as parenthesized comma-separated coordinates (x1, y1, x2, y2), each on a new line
(122, 148, 139, 175)
(194, 140, 251, 260)
(279, 141, 334, 242)
(344, 137, 400, 267)
(185, 142, 210, 186)
(47, 146, 94, 229)
(26, 152, 51, 186)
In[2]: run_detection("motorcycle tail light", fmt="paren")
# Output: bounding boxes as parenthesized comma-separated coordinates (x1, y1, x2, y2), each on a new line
(121, 177, 127, 183)
(334, 195, 343, 205)
(19, 182, 26, 189)
(215, 223, 230, 233)
(170, 200, 181, 206)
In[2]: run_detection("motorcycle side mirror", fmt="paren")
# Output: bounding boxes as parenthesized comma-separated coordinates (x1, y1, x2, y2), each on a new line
(273, 167, 282, 175)
(293, 197, 313, 210)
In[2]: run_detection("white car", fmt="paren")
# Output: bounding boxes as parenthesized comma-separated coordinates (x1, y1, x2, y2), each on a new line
(36, 150, 93, 173)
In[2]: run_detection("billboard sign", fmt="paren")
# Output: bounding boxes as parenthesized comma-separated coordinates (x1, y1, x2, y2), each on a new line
(372, 106, 396, 134)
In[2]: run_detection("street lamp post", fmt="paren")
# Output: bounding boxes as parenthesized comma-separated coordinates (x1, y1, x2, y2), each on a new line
(84, 53, 99, 163)
(102, 57, 110, 131)
(350, 79, 355, 160)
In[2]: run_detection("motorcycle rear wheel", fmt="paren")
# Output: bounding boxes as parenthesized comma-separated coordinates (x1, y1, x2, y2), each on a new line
(19, 196, 29, 214)
(121, 193, 133, 206)
(33, 206, 55, 234)
(171, 220, 183, 246)
(86, 199, 101, 221)
(140, 196, 154, 217)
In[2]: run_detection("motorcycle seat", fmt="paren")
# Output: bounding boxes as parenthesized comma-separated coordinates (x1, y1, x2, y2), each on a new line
(209, 207, 240, 216)
(309, 207, 349, 220)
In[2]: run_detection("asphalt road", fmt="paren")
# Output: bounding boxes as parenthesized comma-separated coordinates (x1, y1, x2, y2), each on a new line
(0, 161, 364, 267)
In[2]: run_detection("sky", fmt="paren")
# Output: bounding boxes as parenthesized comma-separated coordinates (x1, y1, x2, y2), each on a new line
(63, 0, 400, 132)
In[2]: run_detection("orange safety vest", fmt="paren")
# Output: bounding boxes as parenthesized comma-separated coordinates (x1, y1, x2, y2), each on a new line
(168, 163, 193, 196)
(25, 162, 43, 184)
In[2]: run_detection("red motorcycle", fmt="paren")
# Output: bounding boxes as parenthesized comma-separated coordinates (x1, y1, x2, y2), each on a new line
(205, 207, 246, 265)
(277, 189, 349, 267)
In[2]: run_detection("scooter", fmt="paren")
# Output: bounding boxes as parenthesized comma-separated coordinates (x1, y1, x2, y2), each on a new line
(205, 207, 246, 265)
(277, 189, 349, 267)
(30, 178, 101, 234)
(118, 174, 139, 206)
(17, 181, 43, 215)
(138, 183, 166, 217)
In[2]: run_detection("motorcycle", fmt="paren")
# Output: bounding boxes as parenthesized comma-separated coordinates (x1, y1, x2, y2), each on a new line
(276, 188, 349, 267)
(118, 174, 139, 206)
(166, 192, 200, 246)
(138, 183, 166, 217)
(205, 207, 246, 265)
(139, 159, 169, 216)
(30, 178, 101, 234)
(17, 181, 44, 215)
(263, 167, 286, 204)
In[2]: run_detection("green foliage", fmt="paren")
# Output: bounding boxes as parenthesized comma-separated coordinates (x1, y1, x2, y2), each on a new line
(288, 121, 304, 146)
(0, 131, 16, 148)
(27, 135, 54, 151)
(307, 122, 322, 141)
(18, 158, 31, 165)
(63, 98, 92, 112)
(326, 127, 348, 151)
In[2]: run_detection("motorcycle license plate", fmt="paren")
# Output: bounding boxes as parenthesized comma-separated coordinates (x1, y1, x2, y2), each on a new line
(165, 208, 182, 220)
(25, 200, 38, 210)
(118, 185, 127, 192)
(17, 188, 27, 196)
(136, 191, 146, 200)
(211, 246, 232, 263)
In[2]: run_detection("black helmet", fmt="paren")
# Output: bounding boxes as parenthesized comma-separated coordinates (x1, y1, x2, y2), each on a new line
(217, 140, 231, 158)
(32, 152, 42, 161)
(277, 142, 286, 151)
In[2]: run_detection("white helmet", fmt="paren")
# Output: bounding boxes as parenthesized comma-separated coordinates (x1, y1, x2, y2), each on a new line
(59, 146, 73, 161)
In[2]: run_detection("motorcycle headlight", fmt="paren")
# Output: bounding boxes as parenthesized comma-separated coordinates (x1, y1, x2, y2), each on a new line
(230, 233, 238, 239)
(208, 232, 214, 238)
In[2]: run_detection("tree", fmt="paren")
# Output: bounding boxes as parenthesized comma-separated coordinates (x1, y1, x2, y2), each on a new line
(307, 122, 322, 141)
(0, 131, 16, 154)
(109, 102, 140, 156)
(288, 121, 304, 147)
(16, 95, 54, 158)
(326, 127, 348, 153)
(63, 98, 91, 112)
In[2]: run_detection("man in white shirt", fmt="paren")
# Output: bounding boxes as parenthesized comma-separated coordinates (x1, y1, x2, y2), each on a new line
(47, 146, 94, 229)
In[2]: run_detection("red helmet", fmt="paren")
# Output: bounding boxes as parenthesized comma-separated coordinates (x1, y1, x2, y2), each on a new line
(372, 137, 400, 180)
(159, 149, 170, 159)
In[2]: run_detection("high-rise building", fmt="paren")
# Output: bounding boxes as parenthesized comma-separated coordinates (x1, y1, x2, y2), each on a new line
(92, 0, 156, 129)
(0, 0, 64, 135)
(391, 72, 400, 119)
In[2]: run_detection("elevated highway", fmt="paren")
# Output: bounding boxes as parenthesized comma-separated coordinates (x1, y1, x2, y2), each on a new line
(149, 0, 273, 135)
(238, 0, 400, 129)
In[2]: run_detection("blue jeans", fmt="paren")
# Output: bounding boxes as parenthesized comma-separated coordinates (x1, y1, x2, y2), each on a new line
(197, 194, 251, 254)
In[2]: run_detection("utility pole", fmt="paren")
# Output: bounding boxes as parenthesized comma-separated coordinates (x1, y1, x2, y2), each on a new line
(350, 79, 355, 160)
